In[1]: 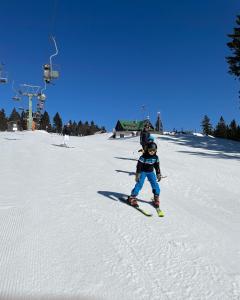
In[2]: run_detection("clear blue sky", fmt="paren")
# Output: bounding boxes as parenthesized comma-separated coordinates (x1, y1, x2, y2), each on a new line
(0, 0, 239, 131)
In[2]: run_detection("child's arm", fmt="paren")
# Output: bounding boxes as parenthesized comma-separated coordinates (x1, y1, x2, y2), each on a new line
(136, 156, 144, 173)
(154, 156, 162, 180)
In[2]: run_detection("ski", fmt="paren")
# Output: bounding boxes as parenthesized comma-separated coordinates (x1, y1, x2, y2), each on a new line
(134, 206, 153, 217)
(151, 198, 165, 217)
(118, 197, 152, 217)
(155, 208, 164, 217)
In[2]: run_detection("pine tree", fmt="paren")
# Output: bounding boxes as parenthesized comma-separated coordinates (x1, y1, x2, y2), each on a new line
(0, 109, 7, 131)
(226, 15, 240, 79)
(9, 108, 20, 122)
(228, 119, 238, 140)
(72, 121, 78, 136)
(20, 111, 27, 130)
(53, 112, 63, 133)
(77, 121, 83, 136)
(40, 111, 51, 131)
(226, 15, 240, 101)
(236, 125, 240, 140)
(214, 116, 228, 138)
(84, 121, 92, 136)
(201, 115, 212, 135)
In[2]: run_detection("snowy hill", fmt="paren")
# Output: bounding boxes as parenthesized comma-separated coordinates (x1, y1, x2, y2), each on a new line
(0, 131, 240, 300)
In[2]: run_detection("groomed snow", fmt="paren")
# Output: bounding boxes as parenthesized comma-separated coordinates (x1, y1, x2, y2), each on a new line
(0, 131, 240, 300)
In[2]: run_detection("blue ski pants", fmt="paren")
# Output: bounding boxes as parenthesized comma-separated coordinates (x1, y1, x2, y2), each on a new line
(131, 171, 160, 197)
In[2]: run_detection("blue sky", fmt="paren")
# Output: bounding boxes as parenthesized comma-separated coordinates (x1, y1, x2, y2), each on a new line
(0, 0, 239, 131)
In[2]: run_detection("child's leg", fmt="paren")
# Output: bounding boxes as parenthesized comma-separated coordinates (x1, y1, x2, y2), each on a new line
(147, 172, 161, 207)
(131, 172, 146, 196)
(146, 172, 160, 196)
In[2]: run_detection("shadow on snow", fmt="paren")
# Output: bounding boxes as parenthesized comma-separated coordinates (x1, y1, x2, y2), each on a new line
(160, 135, 240, 160)
(115, 169, 135, 176)
(97, 190, 149, 204)
(114, 156, 137, 161)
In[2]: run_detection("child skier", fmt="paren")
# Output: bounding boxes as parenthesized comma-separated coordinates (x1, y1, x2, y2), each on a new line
(128, 142, 162, 209)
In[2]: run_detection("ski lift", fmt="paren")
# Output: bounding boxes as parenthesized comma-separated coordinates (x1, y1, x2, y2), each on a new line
(12, 80, 21, 101)
(37, 93, 47, 101)
(13, 96, 21, 101)
(0, 63, 8, 84)
(36, 92, 46, 114)
(43, 36, 59, 84)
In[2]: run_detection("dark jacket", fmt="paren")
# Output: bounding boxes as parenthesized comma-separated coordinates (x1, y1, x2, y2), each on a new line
(136, 152, 161, 174)
(140, 129, 150, 147)
(62, 126, 71, 136)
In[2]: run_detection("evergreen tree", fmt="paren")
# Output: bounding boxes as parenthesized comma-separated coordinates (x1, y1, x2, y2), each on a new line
(228, 119, 238, 140)
(89, 120, 100, 134)
(9, 108, 20, 122)
(226, 15, 240, 101)
(0, 109, 7, 131)
(84, 121, 91, 135)
(40, 111, 51, 131)
(201, 115, 212, 135)
(214, 116, 228, 138)
(77, 121, 83, 136)
(53, 112, 63, 133)
(226, 15, 240, 79)
(72, 121, 78, 136)
(236, 125, 240, 140)
(20, 111, 27, 130)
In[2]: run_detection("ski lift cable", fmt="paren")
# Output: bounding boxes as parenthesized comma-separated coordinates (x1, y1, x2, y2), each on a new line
(41, 81, 47, 94)
(49, 0, 59, 37)
(49, 36, 59, 69)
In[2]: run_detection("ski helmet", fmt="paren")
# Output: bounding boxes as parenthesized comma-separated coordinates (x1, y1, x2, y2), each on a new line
(147, 142, 157, 151)
(148, 135, 154, 142)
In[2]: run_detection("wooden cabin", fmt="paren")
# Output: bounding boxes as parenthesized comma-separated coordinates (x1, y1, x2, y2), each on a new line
(113, 120, 154, 138)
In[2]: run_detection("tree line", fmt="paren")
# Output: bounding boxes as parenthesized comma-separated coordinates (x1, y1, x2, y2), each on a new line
(0, 108, 106, 136)
(201, 115, 240, 141)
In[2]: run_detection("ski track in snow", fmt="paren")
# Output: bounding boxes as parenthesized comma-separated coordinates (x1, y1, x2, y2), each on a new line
(0, 131, 240, 300)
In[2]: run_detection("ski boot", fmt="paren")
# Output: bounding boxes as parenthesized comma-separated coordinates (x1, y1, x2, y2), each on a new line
(127, 196, 139, 207)
(152, 195, 160, 208)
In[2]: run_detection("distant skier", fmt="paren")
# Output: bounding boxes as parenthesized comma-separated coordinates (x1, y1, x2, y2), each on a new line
(127, 142, 162, 209)
(62, 123, 71, 147)
(139, 125, 150, 152)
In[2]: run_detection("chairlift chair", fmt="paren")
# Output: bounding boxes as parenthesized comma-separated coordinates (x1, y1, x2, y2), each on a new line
(43, 36, 59, 84)
(0, 77, 8, 84)
(12, 95, 21, 101)
(37, 93, 46, 101)
(11, 81, 21, 100)
(0, 64, 8, 84)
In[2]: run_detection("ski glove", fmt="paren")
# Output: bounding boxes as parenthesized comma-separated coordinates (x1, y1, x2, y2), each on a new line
(157, 173, 162, 182)
(135, 173, 140, 182)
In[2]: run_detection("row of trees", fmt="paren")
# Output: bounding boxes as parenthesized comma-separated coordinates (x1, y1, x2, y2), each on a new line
(201, 115, 240, 141)
(0, 108, 106, 136)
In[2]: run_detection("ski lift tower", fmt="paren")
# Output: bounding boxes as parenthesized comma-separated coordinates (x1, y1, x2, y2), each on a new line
(19, 84, 46, 130)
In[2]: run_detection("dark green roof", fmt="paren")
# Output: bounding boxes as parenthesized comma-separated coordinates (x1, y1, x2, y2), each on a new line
(116, 120, 153, 131)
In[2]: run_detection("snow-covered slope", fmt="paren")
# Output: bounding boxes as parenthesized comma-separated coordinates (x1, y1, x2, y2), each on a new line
(0, 131, 240, 300)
